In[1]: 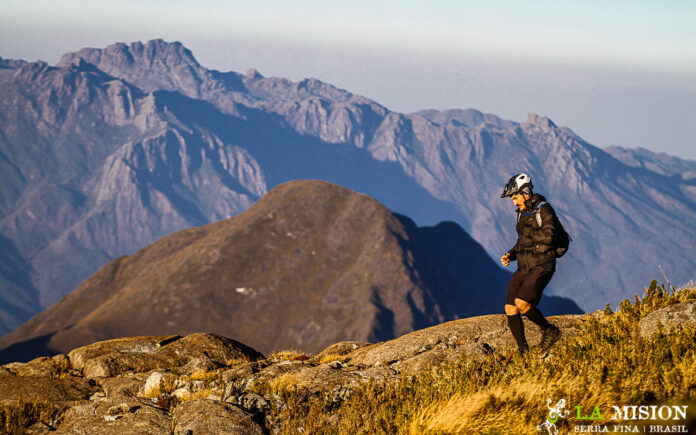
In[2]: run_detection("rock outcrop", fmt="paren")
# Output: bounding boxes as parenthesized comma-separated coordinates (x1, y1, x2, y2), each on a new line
(639, 301, 696, 338)
(172, 400, 265, 435)
(0, 312, 588, 433)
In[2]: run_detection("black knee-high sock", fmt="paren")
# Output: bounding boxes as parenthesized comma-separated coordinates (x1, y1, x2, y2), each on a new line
(524, 305, 551, 330)
(507, 314, 528, 350)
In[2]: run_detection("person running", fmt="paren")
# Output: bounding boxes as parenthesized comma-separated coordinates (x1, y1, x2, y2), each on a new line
(500, 173, 561, 355)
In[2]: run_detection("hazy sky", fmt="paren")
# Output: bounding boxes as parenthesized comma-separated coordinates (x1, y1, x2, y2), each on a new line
(2, 0, 695, 159)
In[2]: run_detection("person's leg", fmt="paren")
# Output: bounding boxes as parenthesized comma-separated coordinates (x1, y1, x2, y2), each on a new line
(506, 270, 529, 353)
(514, 270, 554, 329)
(516, 297, 550, 329)
(515, 270, 560, 350)
(506, 312, 529, 353)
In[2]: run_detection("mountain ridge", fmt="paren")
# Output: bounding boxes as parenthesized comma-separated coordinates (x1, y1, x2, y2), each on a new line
(605, 145, 696, 179)
(1, 39, 695, 336)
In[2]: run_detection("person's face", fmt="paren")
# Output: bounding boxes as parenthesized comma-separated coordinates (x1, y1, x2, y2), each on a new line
(511, 194, 528, 211)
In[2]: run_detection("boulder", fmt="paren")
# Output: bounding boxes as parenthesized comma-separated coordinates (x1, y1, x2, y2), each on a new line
(225, 392, 272, 414)
(61, 381, 147, 427)
(26, 421, 53, 434)
(0, 375, 97, 405)
(1, 354, 72, 377)
(172, 399, 265, 435)
(67, 333, 263, 378)
(67, 336, 180, 377)
(639, 302, 696, 338)
(97, 372, 150, 398)
(54, 404, 172, 434)
(154, 333, 264, 372)
(142, 371, 171, 397)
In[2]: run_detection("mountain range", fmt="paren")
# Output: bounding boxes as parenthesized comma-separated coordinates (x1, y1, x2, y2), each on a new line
(1, 39, 695, 337)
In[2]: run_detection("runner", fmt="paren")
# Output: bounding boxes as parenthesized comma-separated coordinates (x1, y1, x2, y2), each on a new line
(500, 173, 561, 355)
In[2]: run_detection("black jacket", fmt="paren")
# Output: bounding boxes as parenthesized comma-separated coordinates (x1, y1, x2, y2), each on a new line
(506, 194, 557, 273)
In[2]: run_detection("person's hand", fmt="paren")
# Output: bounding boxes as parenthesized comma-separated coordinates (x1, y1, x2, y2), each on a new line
(501, 253, 510, 267)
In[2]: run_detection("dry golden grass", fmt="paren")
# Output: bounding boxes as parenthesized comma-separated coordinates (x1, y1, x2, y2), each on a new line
(225, 356, 251, 367)
(0, 399, 59, 435)
(187, 369, 218, 382)
(269, 349, 312, 362)
(409, 383, 542, 434)
(407, 372, 629, 434)
(267, 373, 303, 396)
(266, 282, 696, 434)
(317, 353, 345, 365)
(177, 388, 222, 402)
(53, 357, 73, 379)
(141, 389, 160, 399)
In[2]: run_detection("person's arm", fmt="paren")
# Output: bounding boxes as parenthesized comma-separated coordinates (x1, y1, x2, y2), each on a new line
(501, 242, 518, 266)
(506, 244, 518, 261)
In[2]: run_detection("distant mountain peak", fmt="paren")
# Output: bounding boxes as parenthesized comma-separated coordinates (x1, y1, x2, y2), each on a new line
(0, 57, 27, 70)
(136, 38, 184, 49)
(58, 39, 199, 70)
(245, 68, 263, 79)
(524, 113, 557, 130)
(128, 39, 199, 66)
(55, 39, 213, 97)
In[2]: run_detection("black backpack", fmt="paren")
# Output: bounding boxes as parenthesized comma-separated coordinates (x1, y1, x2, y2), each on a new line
(519, 201, 572, 258)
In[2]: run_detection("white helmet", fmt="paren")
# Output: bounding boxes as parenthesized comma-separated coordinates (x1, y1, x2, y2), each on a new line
(501, 173, 533, 198)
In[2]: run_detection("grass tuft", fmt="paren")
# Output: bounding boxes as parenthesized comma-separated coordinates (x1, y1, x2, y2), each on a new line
(268, 349, 313, 362)
(317, 353, 345, 365)
(225, 356, 252, 367)
(0, 399, 59, 434)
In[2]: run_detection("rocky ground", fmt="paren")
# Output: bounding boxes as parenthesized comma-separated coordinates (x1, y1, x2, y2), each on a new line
(2, 301, 693, 434)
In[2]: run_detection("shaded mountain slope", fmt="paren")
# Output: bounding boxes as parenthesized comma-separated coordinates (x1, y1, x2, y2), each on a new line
(0, 180, 580, 361)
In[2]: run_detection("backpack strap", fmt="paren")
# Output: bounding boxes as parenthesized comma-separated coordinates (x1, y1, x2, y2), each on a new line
(535, 201, 545, 227)
(519, 201, 546, 227)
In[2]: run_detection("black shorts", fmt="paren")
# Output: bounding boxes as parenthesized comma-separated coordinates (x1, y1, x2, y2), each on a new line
(506, 269, 554, 306)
